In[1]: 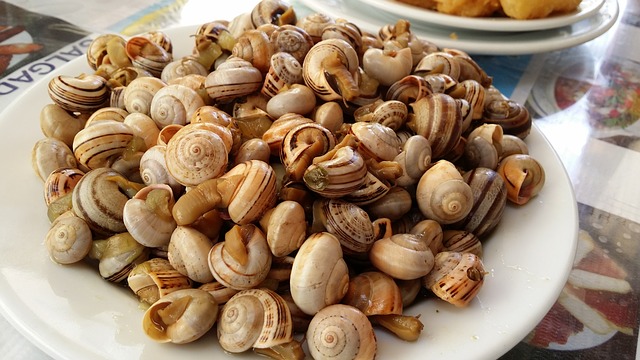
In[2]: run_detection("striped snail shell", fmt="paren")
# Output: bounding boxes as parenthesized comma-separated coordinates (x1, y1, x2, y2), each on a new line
(217, 288, 294, 353)
(303, 38, 360, 102)
(261, 51, 303, 98)
(204, 56, 263, 103)
(208, 224, 272, 290)
(303, 145, 367, 198)
(452, 167, 507, 239)
(280, 122, 337, 182)
(408, 92, 463, 159)
(48, 74, 109, 113)
(423, 251, 486, 307)
(72, 119, 134, 170)
(44, 167, 84, 206)
(71, 167, 130, 235)
(482, 98, 532, 139)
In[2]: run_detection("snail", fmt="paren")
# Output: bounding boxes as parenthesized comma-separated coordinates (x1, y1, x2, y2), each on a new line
(290, 232, 349, 315)
(143, 288, 218, 344)
(306, 304, 377, 360)
(415, 159, 474, 224)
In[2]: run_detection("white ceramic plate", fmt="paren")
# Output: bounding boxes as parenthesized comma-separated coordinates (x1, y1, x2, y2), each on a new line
(0, 25, 578, 360)
(358, 0, 605, 32)
(295, 0, 619, 55)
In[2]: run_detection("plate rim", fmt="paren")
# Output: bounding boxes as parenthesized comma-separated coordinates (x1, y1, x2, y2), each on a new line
(357, 0, 606, 32)
(296, 0, 619, 55)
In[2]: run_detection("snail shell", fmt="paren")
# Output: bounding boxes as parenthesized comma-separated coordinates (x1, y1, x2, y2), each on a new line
(311, 198, 376, 255)
(32, 137, 77, 181)
(39, 104, 86, 147)
(168, 225, 215, 283)
(149, 84, 205, 128)
(45, 211, 92, 264)
(261, 51, 303, 98)
(127, 258, 192, 305)
(86, 34, 128, 70)
(369, 233, 435, 280)
(393, 134, 431, 187)
(321, 19, 363, 57)
(232, 29, 275, 74)
(448, 79, 486, 120)
(164, 122, 231, 186)
(442, 230, 483, 258)
(423, 251, 485, 307)
(198, 281, 239, 305)
(171, 160, 277, 226)
(423, 74, 458, 94)
(92, 232, 150, 282)
(259, 200, 307, 257)
(280, 122, 337, 181)
(208, 224, 272, 290)
(306, 304, 377, 360)
(408, 93, 462, 159)
(452, 167, 507, 238)
(311, 101, 344, 133)
(415, 160, 474, 224)
(362, 46, 413, 87)
(266, 84, 317, 119)
(365, 186, 412, 221)
(125, 35, 173, 77)
(290, 232, 349, 315)
(409, 219, 444, 255)
(349, 122, 402, 162)
(251, 0, 296, 27)
(262, 114, 313, 156)
(414, 51, 461, 81)
(143, 288, 218, 344)
(160, 57, 208, 83)
(204, 56, 263, 103)
(85, 107, 129, 126)
(482, 98, 532, 139)
(303, 145, 367, 198)
(270, 25, 314, 63)
(496, 154, 545, 205)
(354, 99, 408, 131)
(462, 124, 502, 170)
(296, 12, 334, 43)
(303, 38, 360, 102)
(232, 138, 271, 166)
(139, 144, 183, 195)
(72, 119, 134, 170)
(72, 168, 130, 235)
(47, 74, 109, 113)
(217, 288, 293, 353)
(342, 271, 403, 316)
(385, 75, 432, 105)
(123, 76, 167, 115)
(123, 184, 177, 248)
(44, 167, 84, 206)
(500, 134, 529, 160)
(123, 112, 159, 150)
(108, 66, 154, 88)
(343, 170, 391, 206)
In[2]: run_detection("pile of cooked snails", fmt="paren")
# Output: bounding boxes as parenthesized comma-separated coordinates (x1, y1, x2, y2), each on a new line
(32, 0, 546, 358)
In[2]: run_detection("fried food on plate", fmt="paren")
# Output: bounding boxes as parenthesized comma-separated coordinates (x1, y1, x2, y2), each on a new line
(395, 0, 501, 17)
(499, 0, 582, 19)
